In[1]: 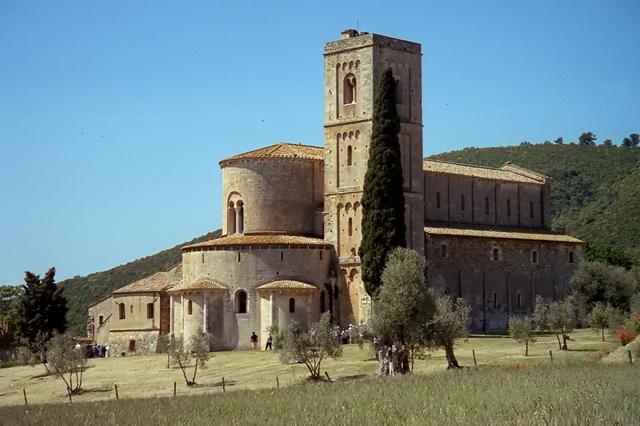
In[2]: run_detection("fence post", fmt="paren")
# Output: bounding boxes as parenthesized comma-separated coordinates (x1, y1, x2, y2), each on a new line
(23, 388, 27, 405)
(114, 384, 119, 400)
(628, 350, 633, 365)
(173, 381, 177, 398)
(276, 376, 279, 388)
(549, 350, 553, 363)
(222, 376, 226, 393)
(472, 349, 478, 369)
(324, 371, 332, 382)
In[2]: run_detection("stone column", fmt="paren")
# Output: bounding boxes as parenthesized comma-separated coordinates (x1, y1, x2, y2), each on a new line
(180, 294, 185, 336)
(307, 293, 313, 328)
(169, 294, 174, 334)
(270, 293, 275, 327)
(203, 293, 208, 333)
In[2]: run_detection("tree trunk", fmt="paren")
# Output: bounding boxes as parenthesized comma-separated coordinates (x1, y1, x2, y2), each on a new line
(555, 333, 562, 350)
(525, 340, 529, 357)
(601, 328, 605, 342)
(444, 345, 461, 369)
(178, 360, 189, 386)
(561, 333, 568, 351)
(190, 361, 198, 386)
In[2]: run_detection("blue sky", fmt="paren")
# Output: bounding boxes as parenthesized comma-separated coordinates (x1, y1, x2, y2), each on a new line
(1, 0, 638, 284)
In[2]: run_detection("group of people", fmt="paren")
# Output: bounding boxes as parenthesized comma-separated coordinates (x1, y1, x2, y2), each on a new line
(250, 332, 273, 351)
(374, 340, 409, 376)
(74, 342, 109, 358)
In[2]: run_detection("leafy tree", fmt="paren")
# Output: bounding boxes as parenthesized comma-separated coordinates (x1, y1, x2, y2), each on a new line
(360, 67, 406, 296)
(370, 248, 436, 372)
(278, 312, 342, 380)
(572, 261, 637, 312)
(508, 316, 536, 356)
(582, 244, 635, 269)
(534, 296, 576, 350)
(586, 302, 618, 341)
(622, 133, 639, 148)
(554, 137, 564, 144)
(0, 286, 22, 351)
(602, 139, 614, 147)
(578, 132, 597, 146)
(427, 296, 470, 369)
(46, 333, 87, 400)
(167, 332, 211, 386)
(14, 268, 67, 352)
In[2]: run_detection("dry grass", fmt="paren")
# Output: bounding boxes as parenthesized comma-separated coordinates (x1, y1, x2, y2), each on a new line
(0, 329, 618, 407)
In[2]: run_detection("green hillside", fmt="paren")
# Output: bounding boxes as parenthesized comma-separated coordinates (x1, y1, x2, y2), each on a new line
(62, 230, 221, 335)
(430, 144, 640, 258)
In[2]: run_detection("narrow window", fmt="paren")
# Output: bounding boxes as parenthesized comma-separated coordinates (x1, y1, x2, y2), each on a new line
(280, 251, 284, 262)
(236, 202, 244, 234)
(493, 291, 500, 308)
(348, 217, 353, 236)
(347, 145, 353, 166)
(531, 250, 538, 264)
(130, 305, 133, 313)
(99, 315, 104, 325)
(343, 74, 356, 104)
(201, 252, 205, 263)
(441, 244, 448, 258)
(394, 78, 402, 104)
(119, 303, 125, 320)
(188, 300, 193, 315)
(320, 291, 326, 313)
(227, 201, 236, 234)
(289, 297, 296, 313)
(237, 290, 247, 314)
(492, 248, 499, 261)
(517, 291, 523, 309)
(128, 340, 136, 352)
(569, 251, 575, 264)
(507, 199, 511, 217)
(444, 288, 451, 296)
(147, 303, 154, 319)
(461, 194, 465, 211)
(436, 192, 441, 209)
(319, 250, 323, 261)
(485, 197, 490, 215)
(237, 252, 241, 262)
(529, 201, 534, 218)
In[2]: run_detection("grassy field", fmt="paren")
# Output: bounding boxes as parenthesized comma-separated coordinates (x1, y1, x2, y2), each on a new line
(0, 329, 623, 409)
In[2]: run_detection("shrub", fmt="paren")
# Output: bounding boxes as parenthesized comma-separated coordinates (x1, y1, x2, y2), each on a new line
(616, 328, 637, 346)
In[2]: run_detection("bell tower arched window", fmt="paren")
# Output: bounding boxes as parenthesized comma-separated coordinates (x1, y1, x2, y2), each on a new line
(227, 201, 236, 235)
(236, 290, 247, 314)
(289, 297, 296, 313)
(347, 145, 353, 166)
(344, 74, 356, 104)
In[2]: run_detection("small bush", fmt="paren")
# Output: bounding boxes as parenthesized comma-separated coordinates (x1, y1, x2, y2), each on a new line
(616, 328, 637, 345)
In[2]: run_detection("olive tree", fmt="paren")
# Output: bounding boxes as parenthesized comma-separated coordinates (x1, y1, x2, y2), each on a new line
(586, 303, 620, 341)
(428, 296, 471, 369)
(508, 316, 536, 356)
(279, 312, 342, 380)
(370, 248, 436, 372)
(168, 331, 211, 386)
(534, 295, 577, 350)
(46, 333, 86, 400)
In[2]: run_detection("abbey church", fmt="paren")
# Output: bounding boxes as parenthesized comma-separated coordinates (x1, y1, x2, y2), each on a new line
(88, 30, 581, 354)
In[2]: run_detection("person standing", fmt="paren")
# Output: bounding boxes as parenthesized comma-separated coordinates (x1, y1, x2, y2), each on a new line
(265, 333, 273, 350)
(250, 332, 258, 350)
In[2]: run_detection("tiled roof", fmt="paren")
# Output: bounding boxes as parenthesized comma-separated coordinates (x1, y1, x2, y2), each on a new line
(425, 225, 582, 243)
(168, 278, 228, 293)
(423, 160, 546, 184)
(256, 280, 318, 291)
(220, 143, 324, 165)
(183, 234, 332, 250)
(113, 264, 182, 294)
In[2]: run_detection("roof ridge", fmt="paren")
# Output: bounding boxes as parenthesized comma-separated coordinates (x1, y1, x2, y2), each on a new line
(424, 158, 508, 172)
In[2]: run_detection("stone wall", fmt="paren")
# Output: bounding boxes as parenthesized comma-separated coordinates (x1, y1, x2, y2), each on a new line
(111, 292, 163, 331)
(108, 330, 160, 356)
(87, 296, 113, 346)
(426, 234, 581, 331)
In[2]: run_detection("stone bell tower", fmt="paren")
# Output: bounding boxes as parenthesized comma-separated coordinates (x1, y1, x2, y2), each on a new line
(323, 29, 424, 325)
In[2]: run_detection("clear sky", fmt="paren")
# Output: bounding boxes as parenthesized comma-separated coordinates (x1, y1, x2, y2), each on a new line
(1, 0, 638, 284)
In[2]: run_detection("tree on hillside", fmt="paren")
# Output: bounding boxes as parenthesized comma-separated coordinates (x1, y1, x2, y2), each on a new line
(0, 286, 22, 351)
(534, 296, 576, 350)
(578, 132, 597, 146)
(602, 139, 614, 147)
(360, 67, 406, 296)
(586, 302, 619, 341)
(427, 296, 470, 369)
(554, 137, 564, 144)
(46, 333, 87, 400)
(572, 261, 637, 312)
(370, 248, 436, 372)
(279, 312, 342, 380)
(621, 133, 639, 148)
(583, 244, 636, 269)
(14, 268, 67, 353)
(508, 316, 536, 356)
(168, 332, 211, 386)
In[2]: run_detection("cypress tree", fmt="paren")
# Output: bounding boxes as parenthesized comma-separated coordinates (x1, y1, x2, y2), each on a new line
(14, 267, 68, 347)
(360, 68, 406, 296)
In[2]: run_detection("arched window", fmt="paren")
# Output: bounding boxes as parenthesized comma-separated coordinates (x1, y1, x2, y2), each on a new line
(187, 300, 193, 315)
(485, 197, 490, 215)
(493, 291, 500, 308)
(236, 201, 244, 234)
(507, 199, 511, 217)
(344, 74, 356, 104)
(119, 303, 126, 319)
(531, 250, 538, 264)
(146, 303, 154, 319)
(280, 251, 284, 262)
(529, 201, 534, 218)
(461, 194, 465, 211)
(444, 288, 451, 296)
(227, 201, 236, 235)
(347, 145, 353, 166)
(348, 217, 353, 236)
(236, 290, 247, 314)
(569, 251, 575, 264)
(320, 291, 326, 313)
(99, 315, 104, 325)
(394, 78, 402, 104)
(289, 297, 296, 313)
(436, 192, 441, 209)
(441, 244, 448, 258)
(517, 291, 523, 309)
(492, 248, 500, 261)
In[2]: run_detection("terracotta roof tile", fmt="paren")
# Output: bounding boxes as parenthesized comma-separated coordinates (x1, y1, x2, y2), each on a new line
(220, 143, 323, 165)
(113, 264, 182, 294)
(424, 160, 546, 184)
(425, 225, 582, 243)
(256, 280, 318, 291)
(183, 234, 331, 250)
(168, 278, 228, 293)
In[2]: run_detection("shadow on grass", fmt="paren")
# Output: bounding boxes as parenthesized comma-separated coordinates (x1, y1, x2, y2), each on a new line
(77, 385, 114, 395)
(566, 348, 597, 352)
(335, 374, 368, 382)
(197, 379, 238, 389)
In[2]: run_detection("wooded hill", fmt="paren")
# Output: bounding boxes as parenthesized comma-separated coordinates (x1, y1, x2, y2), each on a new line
(61, 143, 640, 335)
